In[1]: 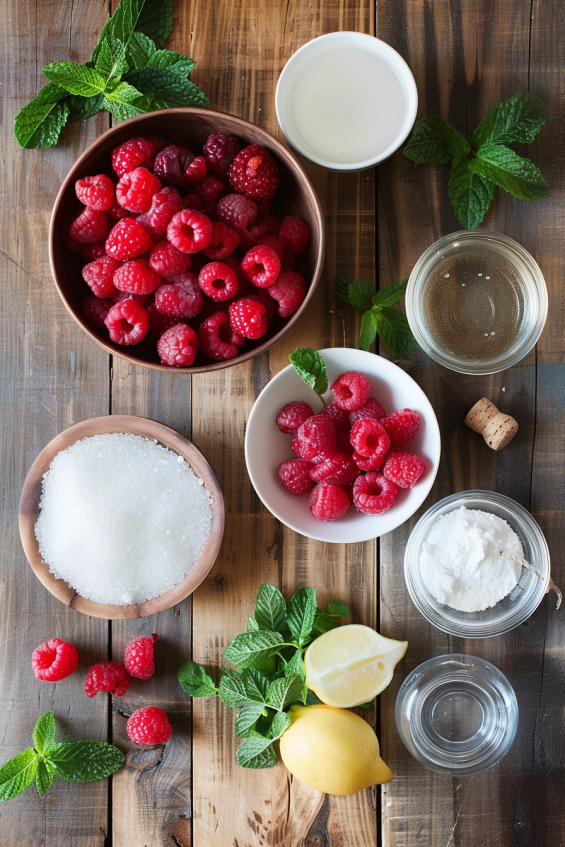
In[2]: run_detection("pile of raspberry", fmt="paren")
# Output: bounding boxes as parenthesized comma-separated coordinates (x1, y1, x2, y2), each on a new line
(66, 133, 311, 367)
(276, 371, 425, 521)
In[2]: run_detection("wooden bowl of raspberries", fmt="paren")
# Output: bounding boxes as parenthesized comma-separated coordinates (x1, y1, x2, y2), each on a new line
(49, 108, 325, 372)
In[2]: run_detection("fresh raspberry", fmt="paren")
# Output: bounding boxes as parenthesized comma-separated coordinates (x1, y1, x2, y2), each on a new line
(83, 294, 114, 330)
(336, 431, 354, 455)
(116, 167, 162, 213)
(82, 255, 121, 298)
(353, 451, 384, 471)
(113, 290, 151, 306)
(241, 245, 281, 288)
(82, 242, 107, 261)
(281, 247, 297, 272)
(144, 136, 167, 158)
(202, 222, 239, 260)
(137, 187, 183, 240)
(267, 271, 306, 317)
(127, 707, 172, 745)
(107, 200, 131, 220)
(198, 261, 238, 302)
(155, 272, 203, 318)
(167, 210, 213, 253)
(199, 311, 244, 361)
(331, 371, 373, 411)
(278, 216, 311, 254)
(183, 156, 207, 184)
(75, 174, 114, 211)
(63, 226, 87, 254)
(217, 194, 257, 231)
(277, 459, 314, 495)
(112, 138, 153, 177)
(296, 415, 336, 461)
(204, 132, 241, 176)
(349, 397, 386, 427)
(147, 304, 187, 338)
(383, 451, 425, 488)
(276, 401, 314, 434)
(84, 662, 130, 697)
(124, 633, 159, 680)
(104, 300, 149, 345)
(246, 293, 276, 323)
(32, 638, 79, 682)
(309, 453, 359, 486)
(310, 483, 350, 521)
(319, 401, 350, 433)
(229, 144, 279, 200)
(182, 193, 202, 211)
(380, 409, 420, 447)
(228, 297, 268, 339)
(149, 239, 191, 278)
(223, 256, 251, 296)
(255, 197, 273, 221)
(106, 219, 153, 260)
(157, 323, 199, 367)
(114, 259, 161, 295)
(350, 419, 390, 466)
(154, 144, 194, 185)
(70, 208, 109, 244)
(196, 175, 225, 207)
(353, 473, 397, 515)
(257, 235, 284, 259)
(239, 216, 280, 251)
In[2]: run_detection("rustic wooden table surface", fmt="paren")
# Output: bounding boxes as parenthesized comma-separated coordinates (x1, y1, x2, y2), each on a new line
(2, 0, 564, 845)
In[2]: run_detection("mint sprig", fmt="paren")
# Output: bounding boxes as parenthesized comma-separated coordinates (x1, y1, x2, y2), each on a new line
(14, 0, 208, 149)
(0, 712, 124, 802)
(177, 584, 351, 769)
(404, 91, 550, 228)
(289, 347, 328, 407)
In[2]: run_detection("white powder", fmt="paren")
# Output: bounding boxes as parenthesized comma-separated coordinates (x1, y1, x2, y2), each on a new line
(419, 506, 523, 612)
(35, 433, 213, 605)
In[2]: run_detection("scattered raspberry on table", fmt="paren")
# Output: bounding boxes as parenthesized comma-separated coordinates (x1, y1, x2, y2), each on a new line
(127, 707, 172, 746)
(124, 633, 160, 680)
(32, 638, 79, 682)
(84, 662, 130, 697)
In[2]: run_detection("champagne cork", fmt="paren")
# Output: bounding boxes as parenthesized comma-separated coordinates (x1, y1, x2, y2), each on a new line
(465, 398, 519, 451)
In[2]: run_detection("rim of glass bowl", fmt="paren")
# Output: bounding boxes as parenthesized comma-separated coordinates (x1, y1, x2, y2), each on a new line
(405, 230, 548, 375)
(404, 490, 550, 637)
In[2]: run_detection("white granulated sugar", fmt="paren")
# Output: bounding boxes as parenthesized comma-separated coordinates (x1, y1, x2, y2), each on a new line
(35, 433, 213, 605)
(419, 506, 523, 612)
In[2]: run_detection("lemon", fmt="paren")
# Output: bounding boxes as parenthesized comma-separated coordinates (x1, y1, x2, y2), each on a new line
(279, 704, 393, 794)
(305, 624, 408, 708)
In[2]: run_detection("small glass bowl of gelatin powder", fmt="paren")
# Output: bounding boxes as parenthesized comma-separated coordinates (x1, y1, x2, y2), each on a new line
(404, 490, 550, 638)
(34, 433, 213, 606)
(406, 231, 548, 375)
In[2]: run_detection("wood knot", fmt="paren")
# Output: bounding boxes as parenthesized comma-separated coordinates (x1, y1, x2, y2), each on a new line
(464, 397, 518, 451)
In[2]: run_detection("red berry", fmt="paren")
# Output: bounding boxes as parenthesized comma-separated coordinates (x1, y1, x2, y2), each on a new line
(182, 193, 202, 211)
(196, 174, 225, 207)
(336, 431, 355, 455)
(380, 409, 420, 447)
(112, 138, 153, 177)
(241, 245, 281, 288)
(276, 401, 314, 434)
(106, 219, 153, 260)
(257, 235, 284, 259)
(331, 371, 372, 411)
(353, 472, 397, 515)
(202, 222, 239, 260)
(116, 167, 162, 213)
(114, 259, 161, 295)
(281, 247, 297, 272)
(204, 132, 241, 176)
(296, 416, 336, 461)
(246, 293, 276, 323)
(167, 209, 213, 253)
(267, 271, 306, 317)
(279, 216, 311, 254)
(149, 239, 191, 278)
(75, 174, 114, 211)
(319, 401, 350, 433)
(84, 661, 130, 697)
(82, 255, 121, 298)
(229, 144, 279, 200)
(310, 483, 350, 521)
(199, 311, 244, 360)
(124, 633, 159, 680)
(353, 451, 384, 471)
(222, 256, 251, 295)
(349, 397, 386, 427)
(350, 419, 390, 466)
(154, 144, 194, 185)
(144, 136, 166, 157)
(107, 200, 131, 220)
(217, 193, 258, 231)
(127, 706, 172, 745)
(113, 290, 151, 306)
(383, 451, 425, 488)
(309, 453, 359, 486)
(104, 300, 149, 345)
(147, 303, 186, 338)
(157, 323, 198, 367)
(70, 207, 108, 244)
(32, 638, 79, 682)
(155, 272, 203, 318)
(82, 242, 107, 261)
(83, 294, 114, 330)
(198, 261, 239, 302)
(277, 459, 314, 495)
(136, 187, 183, 240)
(228, 297, 268, 339)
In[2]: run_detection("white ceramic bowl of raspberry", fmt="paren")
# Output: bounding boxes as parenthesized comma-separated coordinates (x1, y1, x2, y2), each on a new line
(244, 347, 441, 543)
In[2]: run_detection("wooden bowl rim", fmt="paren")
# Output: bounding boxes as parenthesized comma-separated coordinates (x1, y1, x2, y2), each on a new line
(19, 415, 225, 619)
(49, 107, 326, 374)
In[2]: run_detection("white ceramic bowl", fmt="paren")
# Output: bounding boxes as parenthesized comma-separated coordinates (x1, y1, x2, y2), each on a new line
(275, 32, 418, 171)
(245, 348, 441, 543)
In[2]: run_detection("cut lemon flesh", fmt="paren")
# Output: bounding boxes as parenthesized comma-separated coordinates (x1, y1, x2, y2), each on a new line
(305, 624, 408, 707)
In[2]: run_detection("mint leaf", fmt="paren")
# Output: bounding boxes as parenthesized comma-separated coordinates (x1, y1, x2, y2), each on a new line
(470, 91, 550, 151)
(48, 741, 124, 782)
(125, 67, 209, 110)
(357, 701, 374, 711)
(267, 711, 291, 739)
(357, 310, 378, 351)
(43, 63, 107, 97)
(33, 712, 56, 757)
(312, 609, 340, 635)
(285, 649, 305, 679)
(266, 673, 304, 710)
(66, 93, 104, 121)
(469, 144, 549, 200)
(93, 0, 171, 62)
(219, 669, 262, 708)
(287, 588, 317, 646)
(403, 116, 452, 165)
(0, 749, 37, 802)
(247, 616, 260, 632)
(371, 279, 408, 309)
(235, 704, 264, 738)
(136, 0, 173, 48)
(255, 584, 287, 633)
(223, 631, 286, 670)
(373, 308, 417, 359)
(306, 690, 323, 705)
(289, 348, 328, 397)
(146, 50, 196, 75)
(178, 660, 218, 697)
(14, 83, 70, 148)
(334, 278, 373, 314)
(236, 735, 277, 769)
(429, 115, 470, 159)
(103, 82, 145, 121)
(448, 157, 494, 227)
(35, 760, 54, 797)
(127, 32, 157, 69)
(327, 600, 350, 616)
(95, 37, 128, 88)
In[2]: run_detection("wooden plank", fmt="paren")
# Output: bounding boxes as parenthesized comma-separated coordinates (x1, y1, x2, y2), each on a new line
(0, 0, 111, 844)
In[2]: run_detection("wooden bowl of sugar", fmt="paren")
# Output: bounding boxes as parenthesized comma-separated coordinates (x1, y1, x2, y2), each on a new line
(19, 415, 224, 619)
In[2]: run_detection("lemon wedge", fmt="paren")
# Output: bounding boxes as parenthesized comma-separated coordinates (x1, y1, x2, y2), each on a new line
(304, 624, 408, 708)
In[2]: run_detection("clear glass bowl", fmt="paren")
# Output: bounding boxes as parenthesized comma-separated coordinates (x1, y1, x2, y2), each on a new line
(405, 230, 548, 374)
(404, 491, 550, 638)
(396, 653, 518, 775)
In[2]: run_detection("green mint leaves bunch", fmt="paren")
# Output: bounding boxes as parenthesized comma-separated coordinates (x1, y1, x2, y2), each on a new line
(177, 583, 350, 769)
(404, 91, 550, 228)
(0, 712, 124, 802)
(289, 347, 329, 408)
(14, 0, 208, 149)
